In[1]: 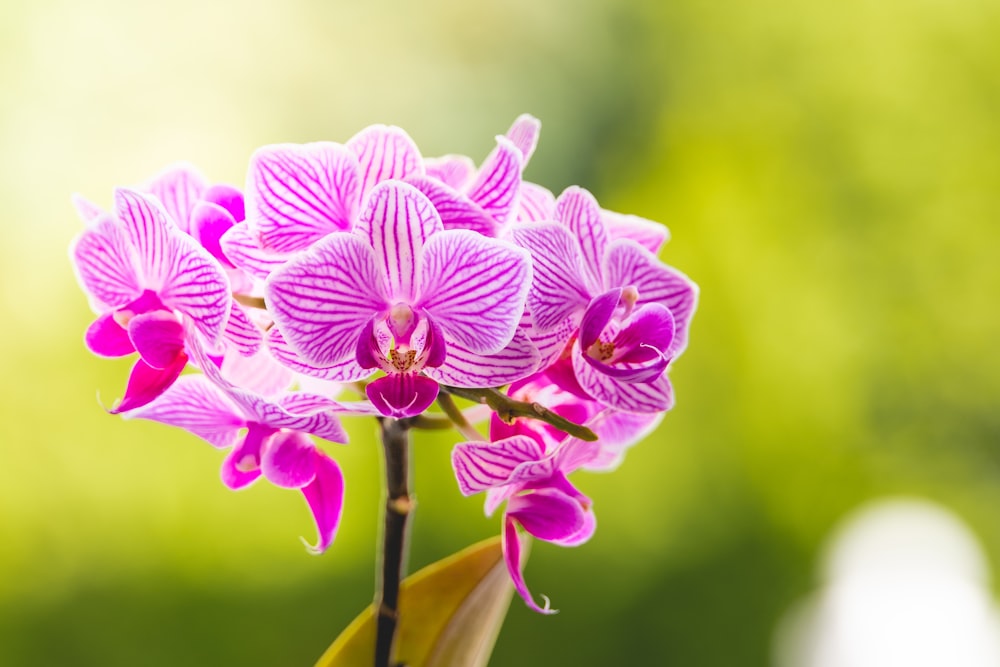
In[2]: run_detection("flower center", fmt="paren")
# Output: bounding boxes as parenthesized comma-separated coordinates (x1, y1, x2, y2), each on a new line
(588, 340, 615, 361)
(388, 348, 418, 371)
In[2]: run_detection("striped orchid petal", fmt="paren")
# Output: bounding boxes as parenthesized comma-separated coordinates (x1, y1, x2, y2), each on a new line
(301, 451, 345, 554)
(603, 239, 699, 358)
(424, 328, 540, 388)
(347, 124, 424, 198)
(145, 163, 207, 234)
(124, 374, 245, 448)
(524, 315, 575, 370)
(451, 435, 545, 496)
(222, 299, 262, 357)
(265, 233, 388, 367)
(158, 231, 231, 346)
(572, 345, 675, 413)
(114, 188, 175, 288)
(220, 345, 294, 397)
(71, 194, 105, 225)
(70, 217, 142, 310)
(424, 154, 475, 190)
(517, 182, 556, 223)
(219, 222, 291, 281)
(356, 181, 443, 302)
(583, 409, 663, 472)
(406, 175, 498, 236)
(247, 142, 361, 252)
(511, 223, 591, 332)
(266, 327, 372, 383)
(505, 114, 541, 166)
(239, 389, 349, 444)
(555, 187, 608, 292)
(467, 136, 521, 227)
(603, 209, 670, 255)
(417, 230, 531, 355)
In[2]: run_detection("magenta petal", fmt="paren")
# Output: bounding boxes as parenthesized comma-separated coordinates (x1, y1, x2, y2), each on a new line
(613, 304, 675, 364)
(347, 124, 424, 198)
(507, 488, 585, 542)
(127, 311, 185, 369)
(203, 184, 245, 222)
(365, 373, 439, 418)
(424, 329, 539, 388)
(517, 182, 556, 223)
(70, 218, 142, 310)
(247, 142, 361, 252)
(145, 163, 207, 234)
(110, 354, 187, 414)
(85, 312, 134, 357)
(551, 506, 596, 547)
(505, 114, 541, 165)
(265, 233, 388, 367)
(124, 374, 245, 447)
(572, 347, 675, 413)
(503, 518, 554, 614)
(418, 230, 531, 355)
(261, 430, 317, 489)
(301, 450, 345, 553)
(467, 136, 522, 227)
(603, 239, 699, 358)
(221, 429, 267, 490)
(191, 201, 236, 268)
(424, 154, 476, 190)
(555, 187, 608, 292)
(578, 288, 622, 350)
(451, 435, 545, 496)
(357, 181, 443, 302)
(511, 223, 591, 332)
(406, 176, 498, 236)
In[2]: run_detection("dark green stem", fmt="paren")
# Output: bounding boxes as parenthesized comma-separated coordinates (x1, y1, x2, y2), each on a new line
(439, 385, 598, 442)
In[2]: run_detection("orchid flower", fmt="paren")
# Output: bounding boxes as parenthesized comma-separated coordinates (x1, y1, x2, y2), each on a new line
(512, 186, 698, 412)
(218, 124, 425, 285)
(126, 335, 379, 552)
(70, 188, 230, 412)
(264, 180, 537, 417)
(451, 373, 661, 612)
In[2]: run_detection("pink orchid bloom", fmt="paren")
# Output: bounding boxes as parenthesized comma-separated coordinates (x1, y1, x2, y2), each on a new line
(218, 124, 427, 285)
(264, 180, 538, 417)
(410, 114, 538, 237)
(452, 375, 661, 613)
(126, 335, 379, 552)
(512, 186, 698, 412)
(70, 188, 230, 412)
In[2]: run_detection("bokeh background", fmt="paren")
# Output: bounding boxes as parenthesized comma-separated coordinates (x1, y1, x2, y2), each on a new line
(2, 0, 1000, 665)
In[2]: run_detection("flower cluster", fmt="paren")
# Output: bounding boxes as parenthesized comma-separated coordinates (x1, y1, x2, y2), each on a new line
(69, 114, 697, 611)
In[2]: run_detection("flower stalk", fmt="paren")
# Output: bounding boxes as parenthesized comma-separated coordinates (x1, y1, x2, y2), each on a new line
(376, 417, 414, 667)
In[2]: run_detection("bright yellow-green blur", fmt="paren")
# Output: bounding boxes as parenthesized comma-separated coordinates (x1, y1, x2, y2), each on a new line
(2, 1, 999, 665)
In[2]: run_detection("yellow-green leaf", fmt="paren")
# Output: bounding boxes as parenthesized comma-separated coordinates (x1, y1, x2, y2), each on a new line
(315, 536, 515, 667)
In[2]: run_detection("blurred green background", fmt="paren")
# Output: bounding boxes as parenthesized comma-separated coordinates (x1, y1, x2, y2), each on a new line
(2, 0, 999, 665)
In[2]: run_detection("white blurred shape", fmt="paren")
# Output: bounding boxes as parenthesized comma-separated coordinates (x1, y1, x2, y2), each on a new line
(775, 498, 1000, 667)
